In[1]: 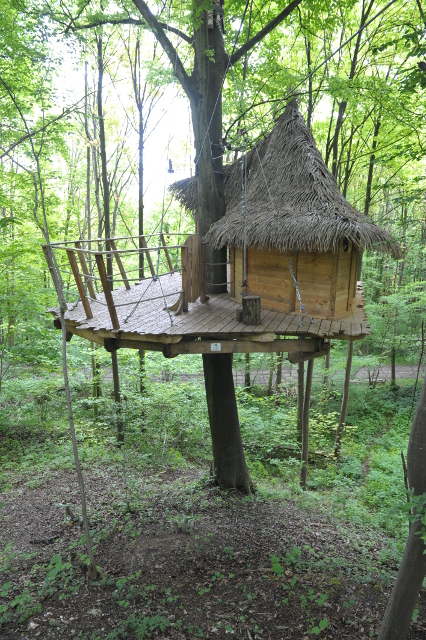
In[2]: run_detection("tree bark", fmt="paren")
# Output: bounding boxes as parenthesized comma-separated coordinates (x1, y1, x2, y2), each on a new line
(244, 352, 251, 388)
(297, 361, 304, 444)
(378, 373, 426, 640)
(334, 340, 354, 458)
(203, 353, 251, 492)
(300, 358, 314, 490)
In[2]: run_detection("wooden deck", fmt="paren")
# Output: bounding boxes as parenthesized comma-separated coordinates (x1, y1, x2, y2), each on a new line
(49, 272, 370, 352)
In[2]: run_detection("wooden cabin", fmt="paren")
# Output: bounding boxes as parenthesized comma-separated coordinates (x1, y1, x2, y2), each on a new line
(199, 100, 400, 322)
(230, 240, 358, 318)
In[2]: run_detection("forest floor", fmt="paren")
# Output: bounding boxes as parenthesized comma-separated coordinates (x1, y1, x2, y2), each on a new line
(1, 465, 426, 640)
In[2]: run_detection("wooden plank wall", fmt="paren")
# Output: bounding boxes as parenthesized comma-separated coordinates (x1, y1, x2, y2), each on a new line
(295, 249, 333, 317)
(245, 246, 297, 313)
(230, 242, 357, 319)
(335, 240, 353, 315)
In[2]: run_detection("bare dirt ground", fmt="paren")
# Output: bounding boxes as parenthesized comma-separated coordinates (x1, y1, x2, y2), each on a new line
(1, 467, 425, 640)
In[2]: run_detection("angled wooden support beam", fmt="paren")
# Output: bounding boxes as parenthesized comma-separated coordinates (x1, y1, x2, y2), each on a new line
(200, 243, 208, 303)
(181, 245, 189, 312)
(161, 233, 174, 272)
(110, 239, 130, 290)
(95, 252, 120, 330)
(75, 241, 97, 300)
(140, 235, 155, 277)
(42, 244, 62, 300)
(66, 249, 93, 319)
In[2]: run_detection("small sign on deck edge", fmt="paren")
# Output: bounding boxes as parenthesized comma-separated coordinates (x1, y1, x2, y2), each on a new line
(210, 342, 222, 352)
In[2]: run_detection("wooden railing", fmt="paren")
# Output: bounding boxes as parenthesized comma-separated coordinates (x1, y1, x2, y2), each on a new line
(42, 233, 207, 330)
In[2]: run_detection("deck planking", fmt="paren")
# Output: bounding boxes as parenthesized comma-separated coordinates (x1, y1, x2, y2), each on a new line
(48, 272, 371, 346)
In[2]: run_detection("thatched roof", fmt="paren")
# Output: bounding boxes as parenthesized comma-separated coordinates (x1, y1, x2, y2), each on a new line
(170, 101, 400, 258)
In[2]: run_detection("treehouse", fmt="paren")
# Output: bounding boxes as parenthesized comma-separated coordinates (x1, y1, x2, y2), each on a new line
(43, 102, 399, 363)
(172, 100, 401, 323)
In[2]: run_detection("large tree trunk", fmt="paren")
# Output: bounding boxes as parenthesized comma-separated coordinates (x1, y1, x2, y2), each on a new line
(191, 6, 251, 491)
(378, 374, 426, 640)
(203, 353, 251, 492)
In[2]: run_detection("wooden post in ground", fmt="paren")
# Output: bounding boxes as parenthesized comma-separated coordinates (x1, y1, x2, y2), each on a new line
(297, 362, 304, 444)
(181, 244, 188, 312)
(244, 353, 251, 388)
(323, 339, 330, 385)
(300, 358, 314, 490)
(334, 340, 354, 458)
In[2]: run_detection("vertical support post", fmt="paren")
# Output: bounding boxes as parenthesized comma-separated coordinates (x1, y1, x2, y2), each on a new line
(230, 246, 235, 298)
(161, 233, 174, 272)
(297, 361, 304, 444)
(300, 358, 314, 490)
(95, 252, 119, 329)
(110, 239, 130, 290)
(75, 241, 97, 300)
(200, 242, 207, 303)
(112, 349, 124, 445)
(66, 249, 93, 319)
(140, 236, 155, 277)
(334, 340, 354, 458)
(181, 244, 188, 312)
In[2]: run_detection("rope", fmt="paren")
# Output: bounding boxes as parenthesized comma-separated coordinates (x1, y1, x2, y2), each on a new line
(195, 2, 249, 166)
(216, 13, 312, 328)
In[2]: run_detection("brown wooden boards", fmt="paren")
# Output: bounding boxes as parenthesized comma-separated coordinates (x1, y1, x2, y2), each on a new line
(164, 337, 324, 357)
(66, 249, 93, 319)
(110, 239, 130, 290)
(95, 253, 119, 330)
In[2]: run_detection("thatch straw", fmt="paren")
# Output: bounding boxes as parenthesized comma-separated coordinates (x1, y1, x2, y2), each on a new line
(170, 101, 401, 258)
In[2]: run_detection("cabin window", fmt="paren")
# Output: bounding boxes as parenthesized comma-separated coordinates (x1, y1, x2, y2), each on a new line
(343, 237, 349, 252)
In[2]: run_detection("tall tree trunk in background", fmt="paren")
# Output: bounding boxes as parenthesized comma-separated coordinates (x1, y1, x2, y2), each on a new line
(267, 353, 274, 395)
(97, 34, 123, 444)
(391, 207, 406, 388)
(331, 0, 374, 178)
(364, 118, 381, 216)
(378, 374, 426, 640)
(244, 352, 251, 388)
(85, 54, 101, 412)
(305, 38, 313, 130)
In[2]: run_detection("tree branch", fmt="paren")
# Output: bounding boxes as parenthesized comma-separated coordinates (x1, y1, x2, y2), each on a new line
(230, 0, 303, 66)
(131, 0, 195, 99)
(65, 15, 193, 45)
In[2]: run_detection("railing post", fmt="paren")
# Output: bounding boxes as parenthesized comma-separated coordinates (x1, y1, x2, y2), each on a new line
(140, 235, 155, 277)
(161, 233, 174, 272)
(181, 244, 189, 312)
(110, 239, 130, 290)
(95, 252, 120, 330)
(200, 242, 207, 303)
(66, 249, 93, 319)
(75, 241, 97, 300)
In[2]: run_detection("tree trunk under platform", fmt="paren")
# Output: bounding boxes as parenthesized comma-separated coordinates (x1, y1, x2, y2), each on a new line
(203, 353, 252, 493)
